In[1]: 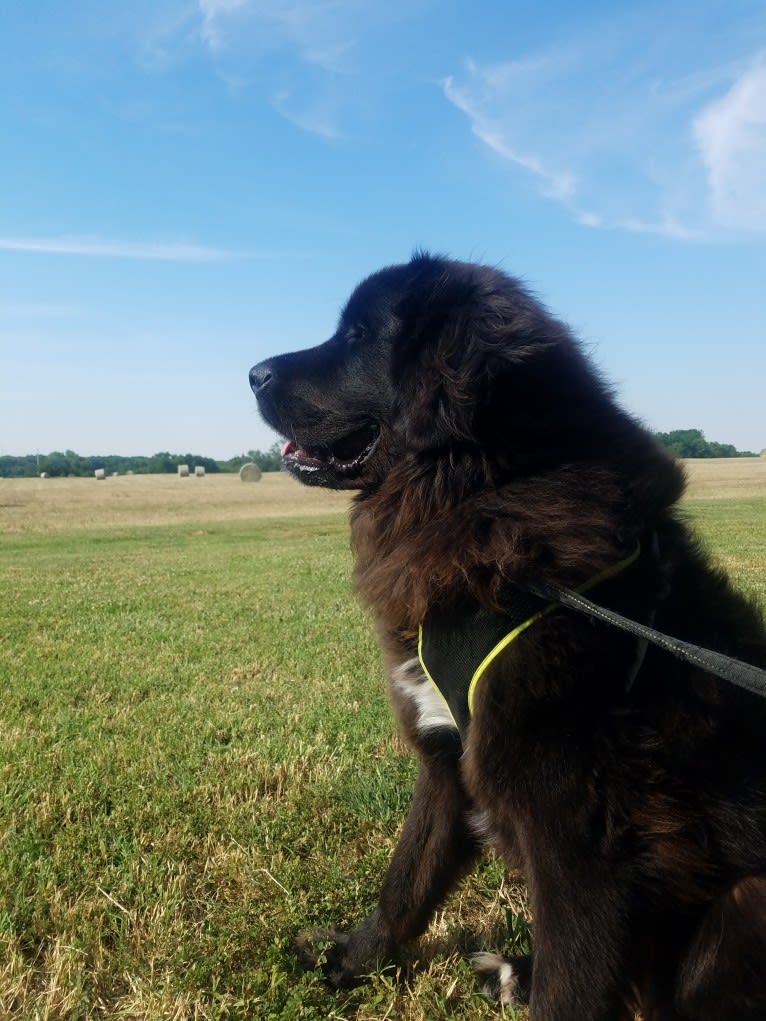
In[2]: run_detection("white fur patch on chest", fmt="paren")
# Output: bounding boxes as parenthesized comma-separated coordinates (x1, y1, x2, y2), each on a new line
(391, 657, 458, 735)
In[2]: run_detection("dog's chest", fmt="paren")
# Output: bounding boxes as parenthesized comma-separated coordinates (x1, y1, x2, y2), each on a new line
(390, 590, 548, 744)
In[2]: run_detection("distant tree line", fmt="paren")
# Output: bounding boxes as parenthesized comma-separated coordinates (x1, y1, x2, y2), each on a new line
(654, 429, 756, 459)
(1, 435, 757, 478)
(0, 444, 284, 478)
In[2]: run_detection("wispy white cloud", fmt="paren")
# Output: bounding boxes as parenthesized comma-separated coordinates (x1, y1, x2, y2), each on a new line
(612, 217, 706, 243)
(272, 89, 343, 140)
(442, 20, 766, 241)
(0, 236, 240, 261)
(196, 0, 359, 73)
(693, 55, 766, 231)
(191, 0, 415, 138)
(192, 0, 361, 138)
(443, 70, 576, 202)
(0, 302, 85, 319)
(198, 0, 251, 53)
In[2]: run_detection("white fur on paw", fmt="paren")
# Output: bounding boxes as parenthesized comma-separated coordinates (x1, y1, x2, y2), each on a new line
(471, 952, 520, 1006)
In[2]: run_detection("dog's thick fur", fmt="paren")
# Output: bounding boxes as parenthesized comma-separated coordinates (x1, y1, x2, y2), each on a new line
(251, 253, 766, 1020)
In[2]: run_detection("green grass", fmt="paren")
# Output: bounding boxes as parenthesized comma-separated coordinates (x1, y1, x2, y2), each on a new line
(683, 497, 766, 602)
(0, 496, 764, 1019)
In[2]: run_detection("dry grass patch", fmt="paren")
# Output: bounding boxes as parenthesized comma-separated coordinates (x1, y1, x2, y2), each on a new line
(2, 457, 764, 535)
(682, 457, 766, 499)
(0, 472, 351, 534)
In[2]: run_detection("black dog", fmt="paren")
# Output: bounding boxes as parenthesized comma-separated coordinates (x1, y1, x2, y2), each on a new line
(251, 253, 766, 1020)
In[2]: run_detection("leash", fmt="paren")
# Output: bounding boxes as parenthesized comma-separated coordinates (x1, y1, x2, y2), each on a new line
(525, 579, 766, 700)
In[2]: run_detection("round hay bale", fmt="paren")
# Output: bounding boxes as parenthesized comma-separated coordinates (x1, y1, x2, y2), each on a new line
(94, 468, 106, 480)
(40, 472, 48, 479)
(194, 466, 206, 477)
(178, 464, 190, 478)
(239, 462, 262, 482)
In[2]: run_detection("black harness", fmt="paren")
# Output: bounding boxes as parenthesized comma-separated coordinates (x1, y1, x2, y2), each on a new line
(418, 546, 642, 742)
(419, 544, 766, 744)
(418, 587, 549, 740)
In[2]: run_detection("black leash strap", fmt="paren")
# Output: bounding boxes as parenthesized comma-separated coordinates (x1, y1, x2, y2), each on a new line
(533, 582, 766, 699)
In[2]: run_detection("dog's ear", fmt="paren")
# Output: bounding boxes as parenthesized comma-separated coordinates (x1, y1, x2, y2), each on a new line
(392, 270, 561, 449)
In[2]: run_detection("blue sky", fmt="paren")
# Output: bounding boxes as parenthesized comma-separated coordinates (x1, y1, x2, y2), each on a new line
(1, 0, 765, 459)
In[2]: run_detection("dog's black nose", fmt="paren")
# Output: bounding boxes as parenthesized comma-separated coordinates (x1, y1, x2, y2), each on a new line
(249, 361, 274, 396)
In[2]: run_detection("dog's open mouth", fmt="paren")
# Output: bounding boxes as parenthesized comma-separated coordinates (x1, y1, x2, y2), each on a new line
(282, 422, 381, 476)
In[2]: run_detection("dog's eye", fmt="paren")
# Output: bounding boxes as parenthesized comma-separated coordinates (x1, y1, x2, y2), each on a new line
(345, 325, 366, 345)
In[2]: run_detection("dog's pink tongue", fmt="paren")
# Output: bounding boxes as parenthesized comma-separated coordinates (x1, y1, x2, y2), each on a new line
(281, 440, 295, 457)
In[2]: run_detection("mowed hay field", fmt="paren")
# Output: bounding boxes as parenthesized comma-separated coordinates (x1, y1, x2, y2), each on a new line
(1, 461, 764, 1020)
(0, 471, 352, 534)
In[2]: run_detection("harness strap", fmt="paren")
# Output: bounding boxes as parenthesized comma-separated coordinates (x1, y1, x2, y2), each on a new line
(418, 544, 642, 740)
(527, 580, 766, 700)
(419, 540, 766, 745)
(466, 544, 642, 715)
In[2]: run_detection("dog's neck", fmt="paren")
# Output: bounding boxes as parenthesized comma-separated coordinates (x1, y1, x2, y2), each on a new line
(349, 461, 651, 635)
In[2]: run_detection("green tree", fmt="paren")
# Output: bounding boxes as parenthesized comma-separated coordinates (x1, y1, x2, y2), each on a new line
(219, 444, 283, 473)
(655, 429, 755, 458)
(39, 451, 72, 477)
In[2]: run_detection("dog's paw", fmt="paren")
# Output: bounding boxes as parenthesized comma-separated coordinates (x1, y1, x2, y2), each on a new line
(471, 952, 530, 1006)
(294, 928, 357, 988)
(294, 927, 337, 970)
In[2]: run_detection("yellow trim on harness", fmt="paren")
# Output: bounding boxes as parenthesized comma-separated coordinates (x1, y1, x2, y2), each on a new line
(466, 544, 641, 715)
(416, 544, 642, 726)
(466, 605, 549, 716)
(417, 624, 456, 722)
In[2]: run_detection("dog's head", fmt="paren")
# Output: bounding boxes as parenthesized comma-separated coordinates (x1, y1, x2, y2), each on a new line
(251, 252, 622, 491)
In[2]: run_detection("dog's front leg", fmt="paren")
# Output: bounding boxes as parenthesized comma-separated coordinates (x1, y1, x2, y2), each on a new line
(303, 745, 479, 987)
(524, 854, 639, 1021)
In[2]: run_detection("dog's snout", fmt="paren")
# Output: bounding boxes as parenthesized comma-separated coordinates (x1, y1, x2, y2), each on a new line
(249, 361, 274, 396)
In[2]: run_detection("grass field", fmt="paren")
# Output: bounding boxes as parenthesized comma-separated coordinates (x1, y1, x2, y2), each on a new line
(1, 461, 764, 1020)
